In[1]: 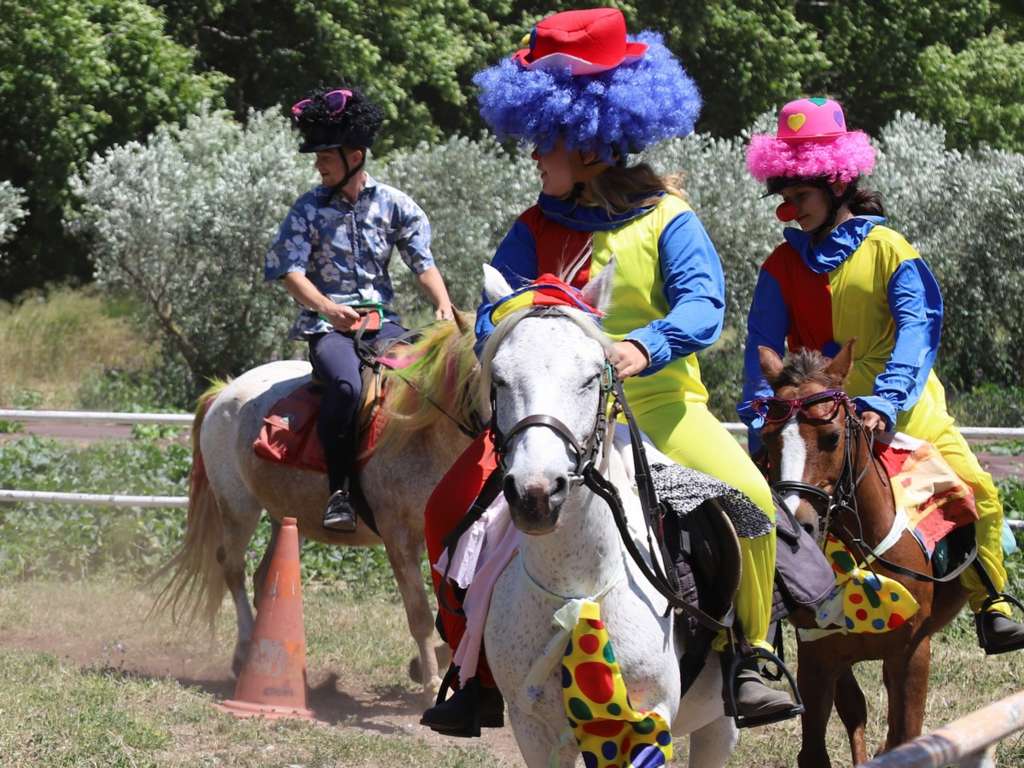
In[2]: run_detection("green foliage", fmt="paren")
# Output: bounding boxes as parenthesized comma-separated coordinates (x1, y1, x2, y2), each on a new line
(377, 135, 536, 315)
(0, 0, 228, 298)
(797, 0, 992, 136)
(631, 0, 828, 137)
(150, 0, 516, 153)
(911, 29, 1024, 152)
(70, 107, 308, 399)
(874, 114, 1024, 392)
(0, 181, 26, 259)
(0, 435, 402, 594)
(949, 385, 1024, 428)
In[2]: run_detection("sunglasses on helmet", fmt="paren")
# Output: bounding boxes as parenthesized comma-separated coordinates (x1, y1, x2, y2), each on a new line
(291, 89, 352, 120)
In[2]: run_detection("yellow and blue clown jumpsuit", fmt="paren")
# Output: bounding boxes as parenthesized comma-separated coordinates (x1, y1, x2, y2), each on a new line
(739, 216, 1011, 616)
(476, 191, 779, 652)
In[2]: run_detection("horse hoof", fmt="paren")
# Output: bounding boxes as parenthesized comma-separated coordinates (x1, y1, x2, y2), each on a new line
(407, 645, 452, 685)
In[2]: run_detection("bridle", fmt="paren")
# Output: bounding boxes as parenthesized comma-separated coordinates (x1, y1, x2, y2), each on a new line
(765, 389, 977, 584)
(765, 391, 867, 546)
(490, 355, 615, 484)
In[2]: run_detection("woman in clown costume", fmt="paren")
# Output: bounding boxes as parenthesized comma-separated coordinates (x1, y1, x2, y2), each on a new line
(421, 7, 800, 738)
(739, 97, 1024, 655)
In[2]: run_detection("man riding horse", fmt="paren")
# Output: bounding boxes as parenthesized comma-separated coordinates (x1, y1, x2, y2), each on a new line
(265, 85, 455, 533)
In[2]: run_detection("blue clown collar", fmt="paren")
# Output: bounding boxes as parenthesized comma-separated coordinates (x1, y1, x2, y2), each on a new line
(784, 215, 885, 274)
(538, 192, 660, 233)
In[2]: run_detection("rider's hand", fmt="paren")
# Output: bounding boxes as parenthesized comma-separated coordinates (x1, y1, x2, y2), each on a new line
(435, 302, 455, 322)
(321, 303, 361, 332)
(608, 340, 649, 380)
(860, 410, 886, 433)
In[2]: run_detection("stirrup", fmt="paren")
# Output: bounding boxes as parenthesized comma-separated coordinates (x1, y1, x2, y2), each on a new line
(724, 645, 804, 729)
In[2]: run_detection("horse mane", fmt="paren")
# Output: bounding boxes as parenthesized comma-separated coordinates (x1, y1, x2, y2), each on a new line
(477, 305, 611, 420)
(773, 349, 840, 390)
(375, 312, 479, 455)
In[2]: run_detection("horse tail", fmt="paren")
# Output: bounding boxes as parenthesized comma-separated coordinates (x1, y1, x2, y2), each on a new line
(150, 379, 230, 628)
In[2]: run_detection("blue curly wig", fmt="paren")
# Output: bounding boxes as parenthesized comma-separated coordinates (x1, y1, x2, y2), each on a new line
(473, 32, 701, 159)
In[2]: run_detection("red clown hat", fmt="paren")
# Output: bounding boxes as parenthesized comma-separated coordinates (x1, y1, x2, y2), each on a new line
(512, 8, 648, 76)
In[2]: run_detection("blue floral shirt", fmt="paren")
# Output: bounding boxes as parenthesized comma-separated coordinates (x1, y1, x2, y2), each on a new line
(265, 174, 435, 338)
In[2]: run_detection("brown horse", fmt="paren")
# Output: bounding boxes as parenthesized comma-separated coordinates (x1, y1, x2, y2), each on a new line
(758, 342, 968, 767)
(153, 316, 479, 702)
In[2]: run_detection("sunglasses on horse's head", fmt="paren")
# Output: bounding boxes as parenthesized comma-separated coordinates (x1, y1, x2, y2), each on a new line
(752, 389, 850, 424)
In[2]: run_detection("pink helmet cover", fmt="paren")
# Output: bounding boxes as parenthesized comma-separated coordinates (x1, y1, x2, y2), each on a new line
(746, 97, 876, 183)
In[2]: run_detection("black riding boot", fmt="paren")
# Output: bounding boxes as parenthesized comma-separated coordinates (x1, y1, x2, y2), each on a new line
(420, 673, 504, 738)
(323, 485, 358, 532)
(976, 610, 1024, 655)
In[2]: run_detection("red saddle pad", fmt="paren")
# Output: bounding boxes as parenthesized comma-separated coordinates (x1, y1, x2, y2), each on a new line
(253, 383, 387, 474)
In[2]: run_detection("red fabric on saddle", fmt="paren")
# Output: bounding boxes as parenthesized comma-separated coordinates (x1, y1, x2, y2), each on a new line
(423, 430, 499, 688)
(252, 383, 387, 473)
(872, 436, 978, 556)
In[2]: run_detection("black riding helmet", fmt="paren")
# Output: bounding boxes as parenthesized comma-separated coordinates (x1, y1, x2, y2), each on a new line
(292, 86, 384, 189)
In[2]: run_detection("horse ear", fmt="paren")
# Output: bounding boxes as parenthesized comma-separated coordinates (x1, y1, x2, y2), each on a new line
(825, 339, 856, 381)
(759, 346, 785, 385)
(581, 260, 615, 314)
(482, 264, 513, 303)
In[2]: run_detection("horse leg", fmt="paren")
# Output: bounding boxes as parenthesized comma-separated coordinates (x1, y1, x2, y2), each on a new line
(507, 703, 576, 768)
(379, 523, 444, 702)
(218, 494, 263, 678)
(882, 636, 931, 752)
(834, 666, 869, 765)
(252, 518, 280, 607)
(796, 648, 839, 768)
(686, 715, 739, 768)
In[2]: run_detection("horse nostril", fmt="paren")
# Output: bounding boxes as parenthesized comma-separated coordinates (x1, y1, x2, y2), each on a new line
(552, 475, 567, 497)
(503, 475, 521, 507)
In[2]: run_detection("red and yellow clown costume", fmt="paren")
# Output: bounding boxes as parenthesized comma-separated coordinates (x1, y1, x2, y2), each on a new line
(739, 97, 1012, 617)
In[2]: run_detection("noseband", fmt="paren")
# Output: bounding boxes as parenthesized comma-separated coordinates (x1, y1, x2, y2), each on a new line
(491, 361, 615, 483)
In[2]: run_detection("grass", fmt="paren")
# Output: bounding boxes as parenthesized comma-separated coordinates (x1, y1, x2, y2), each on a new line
(0, 576, 508, 768)
(0, 576, 1021, 767)
(0, 287, 157, 410)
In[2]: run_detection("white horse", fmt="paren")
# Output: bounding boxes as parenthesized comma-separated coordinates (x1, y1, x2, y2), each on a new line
(480, 266, 737, 767)
(154, 316, 479, 701)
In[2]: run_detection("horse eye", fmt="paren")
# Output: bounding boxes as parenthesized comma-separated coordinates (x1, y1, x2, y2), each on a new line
(579, 372, 601, 390)
(492, 375, 508, 389)
(819, 431, 841, 451)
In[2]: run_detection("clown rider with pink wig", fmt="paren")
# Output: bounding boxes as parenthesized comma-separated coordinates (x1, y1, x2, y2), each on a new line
(740, 98, 1024, 654)
(421, 7, 801, 739)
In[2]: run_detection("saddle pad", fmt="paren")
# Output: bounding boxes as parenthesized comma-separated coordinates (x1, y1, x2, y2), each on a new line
(873, 432, 978, 556)
(252, 381, 388, 473)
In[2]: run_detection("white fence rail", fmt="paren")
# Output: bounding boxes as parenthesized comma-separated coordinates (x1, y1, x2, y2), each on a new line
(1, 410, 1022, 523)
(857, 688, 1024, 767)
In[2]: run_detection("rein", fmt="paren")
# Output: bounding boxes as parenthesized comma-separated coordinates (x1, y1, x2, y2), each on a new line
(487, 309, 731, 634)
(353, 319, 481, 439)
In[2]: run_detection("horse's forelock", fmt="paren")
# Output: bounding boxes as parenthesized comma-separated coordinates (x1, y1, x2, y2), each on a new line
(774, 349, 837, 390)
(478, 306, 610, 419)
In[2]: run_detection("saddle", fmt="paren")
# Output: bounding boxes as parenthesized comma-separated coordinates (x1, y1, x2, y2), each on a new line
(252, 363, 390, 475)
(651, 462, 835, 694)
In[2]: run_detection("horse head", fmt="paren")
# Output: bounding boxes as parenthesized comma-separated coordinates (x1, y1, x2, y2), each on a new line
(479, 264, 614, 535)
(757, 341, 859, 541)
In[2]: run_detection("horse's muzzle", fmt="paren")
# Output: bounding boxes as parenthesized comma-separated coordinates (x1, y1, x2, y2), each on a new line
(503, 474, 567, 534)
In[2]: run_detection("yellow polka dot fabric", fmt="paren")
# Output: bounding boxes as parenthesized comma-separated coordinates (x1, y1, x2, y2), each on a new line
(561, 600, 672, 768)
(823, 535, 919, 633)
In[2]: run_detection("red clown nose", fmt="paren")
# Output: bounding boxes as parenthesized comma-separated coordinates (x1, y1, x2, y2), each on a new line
(776, 202, 798, 222)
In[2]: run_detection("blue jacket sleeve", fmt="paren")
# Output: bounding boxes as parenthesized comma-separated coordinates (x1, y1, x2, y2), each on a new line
(474, 218, 538, 357)
(737, 268, 790, 451)
(853, 258, 943, 430)
(625, 211, 725, 376)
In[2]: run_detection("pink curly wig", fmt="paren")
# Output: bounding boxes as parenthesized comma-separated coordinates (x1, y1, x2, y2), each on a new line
(746, 131, 876, 183)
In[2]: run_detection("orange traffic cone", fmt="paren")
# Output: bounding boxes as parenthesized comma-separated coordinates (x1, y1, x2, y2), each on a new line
(217, 517, 314, 720)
